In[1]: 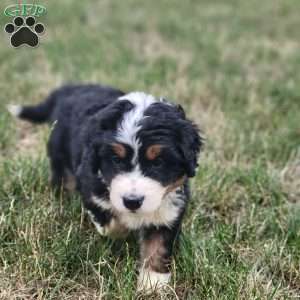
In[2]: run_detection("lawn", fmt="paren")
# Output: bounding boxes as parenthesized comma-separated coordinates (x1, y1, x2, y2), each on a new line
(0, 0, 300, 299)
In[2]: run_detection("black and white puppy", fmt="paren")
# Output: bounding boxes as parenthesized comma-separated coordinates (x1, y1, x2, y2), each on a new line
(8, 84, 202, 292)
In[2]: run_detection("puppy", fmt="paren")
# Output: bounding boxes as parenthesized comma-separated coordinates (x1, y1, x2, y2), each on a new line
(8, 84, 202, 292)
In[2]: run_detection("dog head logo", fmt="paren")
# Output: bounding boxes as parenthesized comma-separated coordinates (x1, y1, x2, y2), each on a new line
(4, 2, 46, 48)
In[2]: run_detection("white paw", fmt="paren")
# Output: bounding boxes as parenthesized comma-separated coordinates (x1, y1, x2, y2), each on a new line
(93, 221, 108, 236)
(88, 213, 128, 238)
(137, 268, 171, 293)
(7, 104, 22, 117)
(95, 218, 121, 236)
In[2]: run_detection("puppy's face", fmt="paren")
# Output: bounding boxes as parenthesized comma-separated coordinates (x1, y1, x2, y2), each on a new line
(88, 93, 202, 215)
(99, 142, 186, 213)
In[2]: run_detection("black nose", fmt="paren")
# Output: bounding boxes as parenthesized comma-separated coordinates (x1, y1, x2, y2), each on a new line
(123, 195, 144, 211)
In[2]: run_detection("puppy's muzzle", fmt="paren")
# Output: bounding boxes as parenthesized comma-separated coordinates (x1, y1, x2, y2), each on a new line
(122, 195, 144, 211)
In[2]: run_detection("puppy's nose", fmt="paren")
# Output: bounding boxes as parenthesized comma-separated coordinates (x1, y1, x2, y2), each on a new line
(123, 195, 144, 211)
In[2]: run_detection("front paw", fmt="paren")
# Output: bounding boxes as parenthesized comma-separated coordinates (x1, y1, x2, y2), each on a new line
(93, 217, 128, 238)
(137, 268, 171, 293)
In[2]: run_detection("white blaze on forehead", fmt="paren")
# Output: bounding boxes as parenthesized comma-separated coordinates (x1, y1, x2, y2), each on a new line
(117, 92, 157, 161)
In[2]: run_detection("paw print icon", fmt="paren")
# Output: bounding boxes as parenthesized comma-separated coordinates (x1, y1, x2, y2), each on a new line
(4, 16, 45, 48)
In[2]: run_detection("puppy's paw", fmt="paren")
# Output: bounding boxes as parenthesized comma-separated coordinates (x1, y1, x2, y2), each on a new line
(93, 221, 109, 236)
(137, 268, 170, 293)
(94, 217, 128, 238)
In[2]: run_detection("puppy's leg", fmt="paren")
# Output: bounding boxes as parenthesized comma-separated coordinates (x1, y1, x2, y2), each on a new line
(137, 224, 181, 293)
(86, 204, 113, 235)
(47, 126, 75, 190)
(49, 155, 65, 187)
(86, 203, 128, 238)
(63, 169, 77, 191)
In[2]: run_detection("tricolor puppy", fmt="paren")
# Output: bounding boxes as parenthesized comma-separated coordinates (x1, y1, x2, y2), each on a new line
(8, 84, 202, 292)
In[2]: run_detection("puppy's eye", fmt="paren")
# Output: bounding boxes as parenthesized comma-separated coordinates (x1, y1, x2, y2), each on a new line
(112, 155, 122, 165)
(151, 157, 163, 168)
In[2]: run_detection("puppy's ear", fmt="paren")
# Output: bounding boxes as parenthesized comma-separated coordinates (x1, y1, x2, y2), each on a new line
(77, 100, 134, 193)
(97, 100, 134, 131)
(176, 104, 186, 119)
(178, 120, 203, 177)
(161, 97, 186, 119)
(84, 100, 134, 144)
(76, 145, 98, 198)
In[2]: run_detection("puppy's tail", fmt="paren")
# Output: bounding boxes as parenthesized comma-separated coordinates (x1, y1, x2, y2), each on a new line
(7, 93, 57, 124)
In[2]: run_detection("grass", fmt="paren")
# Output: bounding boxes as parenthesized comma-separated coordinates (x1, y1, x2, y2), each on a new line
(0, 0, 300, 299)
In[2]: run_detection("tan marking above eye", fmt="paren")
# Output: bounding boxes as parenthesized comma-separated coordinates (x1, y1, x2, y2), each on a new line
(111, 143, 126, 158)
(146, 144, 164, 160)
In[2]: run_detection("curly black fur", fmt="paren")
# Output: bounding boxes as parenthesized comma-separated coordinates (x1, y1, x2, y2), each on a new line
(12, 84, 203, 283)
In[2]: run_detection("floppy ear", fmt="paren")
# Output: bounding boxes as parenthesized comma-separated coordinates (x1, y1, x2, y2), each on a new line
(76, 100, 133, 197)
(76, 145, 98, 198)
(178, 120, 203, 177)
(176, 104, 186, 119)
(96, 100, 134, 131)
(84, 100, 134, 141)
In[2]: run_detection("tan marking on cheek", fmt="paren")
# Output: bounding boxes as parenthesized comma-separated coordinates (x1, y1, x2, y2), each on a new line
(146, 144, 164, 160)
(140, 233, 170, 273)
(112, 143, 126, 158)
(165, 176, 186, 196)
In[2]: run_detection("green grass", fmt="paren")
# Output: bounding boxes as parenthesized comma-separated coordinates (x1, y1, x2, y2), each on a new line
(0, 0, 300, 299)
